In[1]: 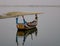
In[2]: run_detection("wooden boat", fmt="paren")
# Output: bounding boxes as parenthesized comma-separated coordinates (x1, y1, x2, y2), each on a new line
(16, 14, 38, 30)
(0, 12, 43, 29)
(16, 27, 37, 45)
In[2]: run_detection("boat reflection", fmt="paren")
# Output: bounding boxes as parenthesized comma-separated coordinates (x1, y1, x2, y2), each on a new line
(16, 27, 38, 46)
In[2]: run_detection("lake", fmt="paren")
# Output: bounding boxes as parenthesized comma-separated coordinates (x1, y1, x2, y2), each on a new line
(0, 6, 60, 46)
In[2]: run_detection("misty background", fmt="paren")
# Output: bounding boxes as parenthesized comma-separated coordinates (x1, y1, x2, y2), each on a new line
(0, 0, 60, 5)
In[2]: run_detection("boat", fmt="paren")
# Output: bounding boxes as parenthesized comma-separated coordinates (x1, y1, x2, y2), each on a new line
(0, 12, 43, 29)
(16, 14, 38, 30)
(16, 27, 37, 45)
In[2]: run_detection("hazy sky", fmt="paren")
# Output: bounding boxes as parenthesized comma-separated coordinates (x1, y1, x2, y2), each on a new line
(0, 0, 60, 5)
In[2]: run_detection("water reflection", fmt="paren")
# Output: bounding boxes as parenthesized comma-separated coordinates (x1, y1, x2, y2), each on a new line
(16, 27, 38, 46)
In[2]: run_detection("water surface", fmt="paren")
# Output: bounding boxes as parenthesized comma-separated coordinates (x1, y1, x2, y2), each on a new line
(0, 7, 60, 46)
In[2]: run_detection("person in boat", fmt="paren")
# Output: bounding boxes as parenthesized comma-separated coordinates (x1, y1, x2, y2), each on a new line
(27, 14, 38, 26)
(22, 14, 38, 27)
(16, 16, 30, 28)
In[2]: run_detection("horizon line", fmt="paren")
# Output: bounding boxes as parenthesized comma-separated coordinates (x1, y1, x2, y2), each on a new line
(0, 5, 60, 7)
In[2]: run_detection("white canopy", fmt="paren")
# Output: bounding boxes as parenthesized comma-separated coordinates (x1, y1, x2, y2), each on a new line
(0, 12, 43, 19)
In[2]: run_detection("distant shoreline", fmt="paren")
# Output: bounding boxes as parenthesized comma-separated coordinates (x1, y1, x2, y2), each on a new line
(0, 5, 60, 7)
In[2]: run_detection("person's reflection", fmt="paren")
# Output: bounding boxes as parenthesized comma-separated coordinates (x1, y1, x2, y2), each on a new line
(16, 27, 37, 46)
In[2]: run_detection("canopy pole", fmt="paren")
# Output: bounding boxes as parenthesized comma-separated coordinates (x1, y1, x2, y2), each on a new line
(16, 17, 18, 24)
(35, 14, 38, 20)
(22, 16, 27, 24)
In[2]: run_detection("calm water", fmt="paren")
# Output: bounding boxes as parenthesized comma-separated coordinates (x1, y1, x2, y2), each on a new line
(0, 7, 60, 46)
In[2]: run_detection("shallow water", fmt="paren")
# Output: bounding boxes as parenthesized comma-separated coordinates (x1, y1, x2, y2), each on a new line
(0, 7, 60, 46)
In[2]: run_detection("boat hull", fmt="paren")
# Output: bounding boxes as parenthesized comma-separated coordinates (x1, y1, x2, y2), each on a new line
(16, 23, 37, 30)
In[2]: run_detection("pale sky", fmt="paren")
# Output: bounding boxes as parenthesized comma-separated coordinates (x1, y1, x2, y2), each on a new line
(0, 0, 60, 5)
